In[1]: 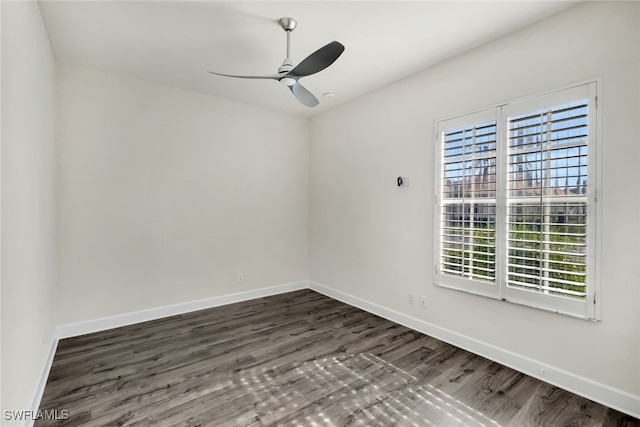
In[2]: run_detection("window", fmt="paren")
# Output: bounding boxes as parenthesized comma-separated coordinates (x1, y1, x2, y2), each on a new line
(435, 82, 600, 319)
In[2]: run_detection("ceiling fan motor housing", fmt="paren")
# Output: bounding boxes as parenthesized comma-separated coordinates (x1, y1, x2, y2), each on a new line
(278, 57, 295, 86)
(278, 58, 294, 74)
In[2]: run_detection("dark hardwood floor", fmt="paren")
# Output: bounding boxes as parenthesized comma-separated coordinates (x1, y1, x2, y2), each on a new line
(37, 290, 638, 426)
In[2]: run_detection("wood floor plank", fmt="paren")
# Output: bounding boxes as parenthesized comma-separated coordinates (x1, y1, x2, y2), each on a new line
(36, 290, 639, 426)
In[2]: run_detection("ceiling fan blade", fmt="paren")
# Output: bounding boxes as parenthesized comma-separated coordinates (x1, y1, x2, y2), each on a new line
(286, 41, 345, 78)
(207, 71, 281, 80)
(290, 82, 319, 107)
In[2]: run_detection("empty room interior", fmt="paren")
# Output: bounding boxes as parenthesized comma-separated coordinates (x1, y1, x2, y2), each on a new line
(2, 0, 639, 426)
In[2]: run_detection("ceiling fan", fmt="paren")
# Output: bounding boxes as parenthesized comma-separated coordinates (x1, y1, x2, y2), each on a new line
(207, 17, 345, 108)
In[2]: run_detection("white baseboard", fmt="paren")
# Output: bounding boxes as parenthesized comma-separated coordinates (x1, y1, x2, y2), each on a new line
(56, 281, 308, 339)
(26, 335, 59, 427)
(308, 281, 640, 419)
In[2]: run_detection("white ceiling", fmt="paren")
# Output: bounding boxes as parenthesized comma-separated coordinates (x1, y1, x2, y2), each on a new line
(38, 1, 579, 117)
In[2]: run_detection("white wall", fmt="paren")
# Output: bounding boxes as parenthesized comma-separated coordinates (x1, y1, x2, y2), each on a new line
(310, 0, 639, 413)
(56, 64, 309, 325)
(3, 0, 638, 420)
(1, 0, 57, 423)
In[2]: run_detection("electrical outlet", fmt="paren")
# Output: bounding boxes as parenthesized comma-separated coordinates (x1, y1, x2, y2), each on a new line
(420, 295, 428, 309)
(237, 273, 244, 282)
(408, 293, 415, 305)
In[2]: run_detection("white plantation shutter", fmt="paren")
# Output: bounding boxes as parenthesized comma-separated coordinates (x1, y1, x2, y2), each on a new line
(502, 83, 598, 318)
(506, 102, 588, 297)
(435, 82, 599, 319)
(436, 109, 501, 298)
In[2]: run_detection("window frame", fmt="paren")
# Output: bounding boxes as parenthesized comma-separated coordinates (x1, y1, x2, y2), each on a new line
(434, 80, 601, 320)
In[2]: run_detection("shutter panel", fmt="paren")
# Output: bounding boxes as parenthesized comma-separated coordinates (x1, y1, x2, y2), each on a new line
(438, 113, 498, 292)
(506, 101, 589, 299)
